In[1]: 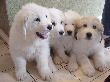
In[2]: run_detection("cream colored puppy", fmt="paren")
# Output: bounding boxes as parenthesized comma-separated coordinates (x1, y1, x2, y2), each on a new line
(72, 16, 107, 77)
(9, 3, 56, 81)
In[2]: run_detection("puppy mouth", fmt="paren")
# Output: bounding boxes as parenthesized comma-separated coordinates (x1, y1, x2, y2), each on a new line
(67, 31, 73, 36)
(36, 30, 49, 39)
(86, 36, 93, 40)
(68, 34, 72, 36)
(86, 38, 92, 40)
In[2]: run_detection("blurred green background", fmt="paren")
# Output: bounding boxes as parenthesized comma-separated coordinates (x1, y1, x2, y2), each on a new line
(0, 0, 105, 35)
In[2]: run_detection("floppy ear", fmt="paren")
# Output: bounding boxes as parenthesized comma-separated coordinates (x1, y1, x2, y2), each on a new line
(23, 27, 26, 39)
(99, 23, 104, 43)
(99, 23, 104, 33)
(23, 17, 28, 39)
(97, 22, 104, 41)
(96, 20, 104, 42)
(96, 18, 104, 33)
(74, 18, 81, 40)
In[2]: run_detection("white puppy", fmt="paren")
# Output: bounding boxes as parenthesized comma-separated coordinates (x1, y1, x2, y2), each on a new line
(72, 16, 107, 77)
(9, 3, 56, 81)
(49, 8, 66, 64)
(51, 10, 80, 65)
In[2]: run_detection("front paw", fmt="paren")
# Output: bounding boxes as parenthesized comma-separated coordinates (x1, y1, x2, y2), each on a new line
(61, 55, 69, 64)
(16, 71, 30, 81)
(95, 63, 107, 72)
(40, 69, 53, 81)
(82, 66, 95, 77)
(54, 56, 63, 65)
(49, 64, 57, 73)
(67, 62, 78, 72)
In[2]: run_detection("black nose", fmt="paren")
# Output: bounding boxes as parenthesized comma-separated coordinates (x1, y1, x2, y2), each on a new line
(67, 31, 72, 35)
(47, 25, 52, 30)
(86, 32, 92, 39)
(59, 31, 64, 35)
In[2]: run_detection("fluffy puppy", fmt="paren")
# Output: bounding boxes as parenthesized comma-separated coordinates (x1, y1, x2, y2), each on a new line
(9, 3, 56, 81)
(72, 16, 107, 77)
(49, 8, 66, 64)
(52, 10, 80, 65)
(64, 10, 81, 71)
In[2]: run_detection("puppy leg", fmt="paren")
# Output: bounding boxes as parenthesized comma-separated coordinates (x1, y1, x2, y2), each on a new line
(68, 53, 78, 72)
(77, 54, 95, 77)
(56, 48, 69, 64)
(36, 47, 53, 80)
(93, 51, 107, 72)
(53, 55, 63, 65)
(51, 47, 63, 64)
(13, 57, 29, 81)
(48, 56, 57, 73)
(37, 55, 52, 80)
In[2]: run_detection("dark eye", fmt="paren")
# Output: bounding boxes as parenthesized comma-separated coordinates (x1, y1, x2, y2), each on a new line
(65, 24, 67, 26)
(61, 21, 63, 24)
(46, 15, 47, 18)
(52, 22, 56, 26)
(35, 18, 40, 22)
(83, 24, 87, 27)
(93, 25, 96, 29)
(72, 23, 74, 25)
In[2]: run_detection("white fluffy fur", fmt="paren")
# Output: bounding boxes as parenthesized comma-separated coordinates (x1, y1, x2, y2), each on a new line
(71, 16, 107, 77)
(49, 8, 66, 64)
(9, 3, 56, 81)
(52, 10, 81, 65)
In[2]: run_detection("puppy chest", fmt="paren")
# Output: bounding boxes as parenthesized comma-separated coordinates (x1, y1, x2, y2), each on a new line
(26, 43, 46, 60)
(62, 38, 73, 51)
(74, 41, 95, 56)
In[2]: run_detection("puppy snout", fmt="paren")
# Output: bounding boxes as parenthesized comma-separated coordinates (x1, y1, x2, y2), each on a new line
(59, 31, 64, 35)
(47, 25, 52, 30)
(86, 32, 92, 39)
(67, 31, 72, 35)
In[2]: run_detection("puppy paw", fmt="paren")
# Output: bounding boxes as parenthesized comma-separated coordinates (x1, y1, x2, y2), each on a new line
(49, 64, 57, 73)
(40, 69, 53, 81)
(54, 56, 63, 65)
(82, 66, 95, 77)
(95, 64, 107, 72)
(68, 62, 78, 72)
(16, 71, 30, 81)
(61, 55, 69, 64)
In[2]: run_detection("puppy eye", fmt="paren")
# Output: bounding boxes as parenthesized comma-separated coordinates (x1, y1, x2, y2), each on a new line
(35, 18, 40, 22)
(52, 22, 56, 26)
(61, 21, 63, 24)
(83, 24, 87, 27)
(93, 25, 96, 29)
(72, 23, 74, 25)
(65, 24, 67, 26)
(46, 15, 47, 18)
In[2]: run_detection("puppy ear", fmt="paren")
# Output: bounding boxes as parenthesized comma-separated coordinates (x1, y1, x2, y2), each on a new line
(97, 20, 104, 34)
(23, 27, 26, 39)
(99, 23, 104, 33)
(74, 18, 81, 40)
(95, 18, 104, 33)
(23, 17, 28, 39)
(99, 23, 104, 43)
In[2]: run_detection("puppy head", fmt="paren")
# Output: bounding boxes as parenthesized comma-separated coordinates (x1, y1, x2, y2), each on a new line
(64, 10, 81, 36)
(74, 16, 104, 42)
(49, 8, 65, 36)
(15, 3, 53, 40)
